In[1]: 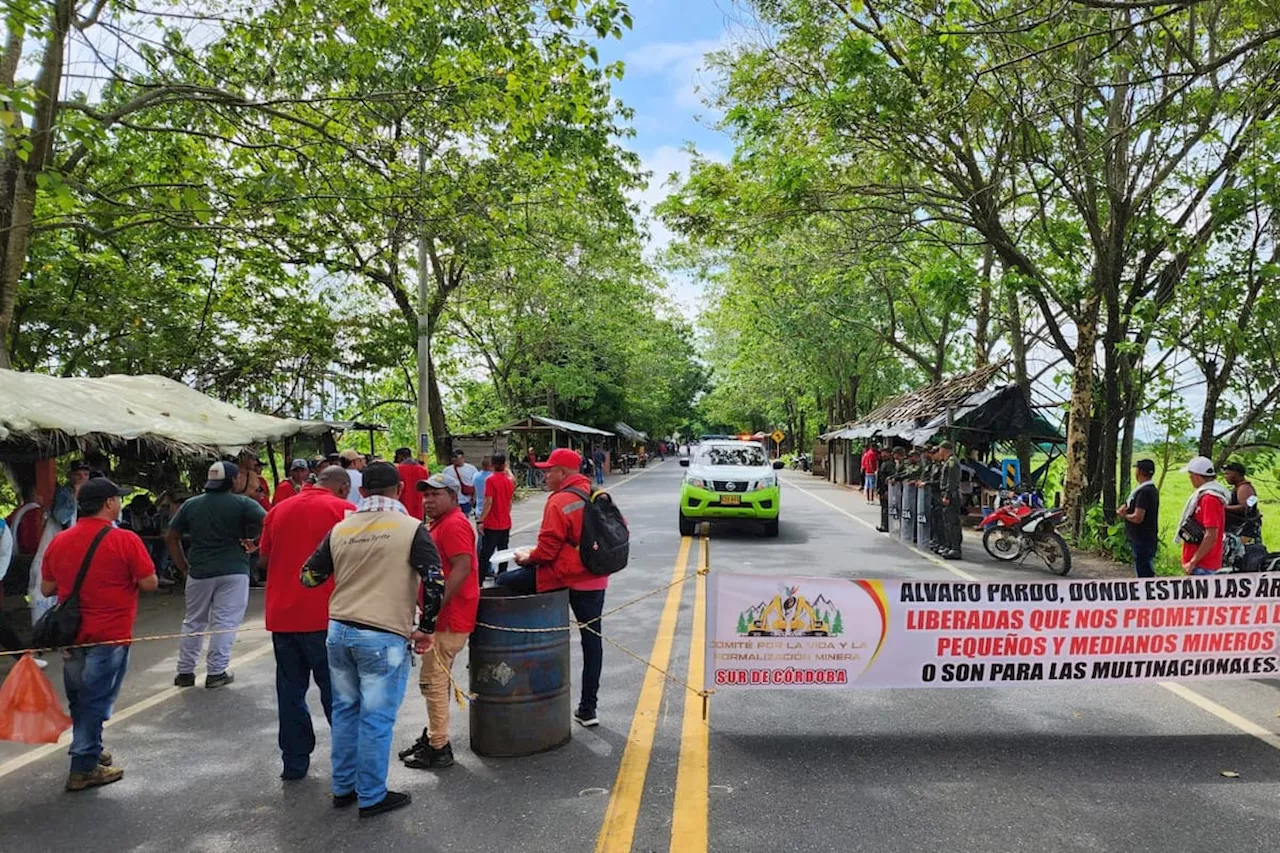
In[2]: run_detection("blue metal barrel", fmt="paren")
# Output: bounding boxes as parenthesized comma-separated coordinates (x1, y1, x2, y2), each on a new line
(469, 587, 572, 757)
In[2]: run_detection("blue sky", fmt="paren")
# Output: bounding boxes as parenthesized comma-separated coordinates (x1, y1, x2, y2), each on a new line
(595, 0, 741, 300)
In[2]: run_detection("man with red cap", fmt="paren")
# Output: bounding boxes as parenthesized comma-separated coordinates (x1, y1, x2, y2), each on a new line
(494, 448, 607, 727)
(259, 466, 356, 781)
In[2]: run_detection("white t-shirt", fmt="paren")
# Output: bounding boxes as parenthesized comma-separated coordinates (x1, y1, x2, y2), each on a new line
(347, 468, 363, 497)
(443, 463, 478, 506)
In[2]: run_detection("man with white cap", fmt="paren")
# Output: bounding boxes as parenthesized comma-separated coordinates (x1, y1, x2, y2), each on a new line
(1177, 456, 1229, 576)
(400, 472, 478, 770)
(167, 460, 268, 688)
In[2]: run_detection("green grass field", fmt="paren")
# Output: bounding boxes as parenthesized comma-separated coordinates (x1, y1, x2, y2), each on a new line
(1032, 452, 1280, 575)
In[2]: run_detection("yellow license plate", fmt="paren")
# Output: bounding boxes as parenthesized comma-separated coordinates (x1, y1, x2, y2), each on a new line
(720, 495, 741, 506)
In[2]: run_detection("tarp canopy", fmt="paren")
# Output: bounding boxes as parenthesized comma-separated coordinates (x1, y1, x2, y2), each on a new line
(0, 370, 332, 458)
(820, 364, 1065, 447)
(497, 415, 614, 438)
(614, 421, 649, 441)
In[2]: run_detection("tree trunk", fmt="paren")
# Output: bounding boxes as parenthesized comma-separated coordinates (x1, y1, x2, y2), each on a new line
(974, 246, 993, 369)
(1197, 373, 1225, 458)
(426, 349, 449, 465)
(1099, 328, 1122, 522)
(1118, 354, 1138, 498)
(1005, 283, 1033, 475)
(1063, 292, 1102, 536)
(0, 0, 72, 368)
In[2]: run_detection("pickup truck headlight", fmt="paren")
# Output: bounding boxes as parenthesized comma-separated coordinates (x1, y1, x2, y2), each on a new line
(750, 477, 776, 491)
(686, 477, 707, 489)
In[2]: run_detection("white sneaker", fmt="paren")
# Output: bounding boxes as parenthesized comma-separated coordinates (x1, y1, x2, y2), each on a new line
(573, 710, 600, 728)
(34, 657, 49, 670)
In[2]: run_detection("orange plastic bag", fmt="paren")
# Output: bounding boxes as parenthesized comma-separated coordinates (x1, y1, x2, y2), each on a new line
(0, 654, 73, 743)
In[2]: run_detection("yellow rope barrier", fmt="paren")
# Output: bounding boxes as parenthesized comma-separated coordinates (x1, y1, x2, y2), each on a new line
(1, 568, 714, 707)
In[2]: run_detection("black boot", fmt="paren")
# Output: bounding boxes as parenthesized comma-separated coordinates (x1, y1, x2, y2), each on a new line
(398, 727, 429, 760)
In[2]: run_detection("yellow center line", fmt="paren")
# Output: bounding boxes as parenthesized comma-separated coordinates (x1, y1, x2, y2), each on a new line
(671, 533, 710, 852)
(595, 534, 691, 853)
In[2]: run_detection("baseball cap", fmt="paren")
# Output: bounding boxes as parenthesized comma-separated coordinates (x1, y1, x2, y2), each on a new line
(1182, 456, 1215, 476)
(68, 459, 91, 473)
(339, 448, 362, 462)
(361, 461, 401, 491)
(939, 440, 955, 450)
(77, 477, 129, 503)
(536, 448, 582, 470)
(289, 458, 309, 471)
(416, 472, 460, 497)
(205, 460, 239, 490)
(1135, 459, 1156, 475)
(1223, 461, 1247, 475)
(450, 449, 466, 459)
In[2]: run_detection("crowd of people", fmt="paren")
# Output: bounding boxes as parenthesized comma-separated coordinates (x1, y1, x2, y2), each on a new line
(1, 444, 611, 818)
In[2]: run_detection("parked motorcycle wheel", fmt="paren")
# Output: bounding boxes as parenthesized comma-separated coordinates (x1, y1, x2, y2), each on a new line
(982, 527, 1024, 562)
(1034, 531, 1072, 576)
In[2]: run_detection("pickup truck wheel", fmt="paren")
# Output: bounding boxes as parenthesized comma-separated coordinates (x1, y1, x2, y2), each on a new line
(679, 513, 697, 537)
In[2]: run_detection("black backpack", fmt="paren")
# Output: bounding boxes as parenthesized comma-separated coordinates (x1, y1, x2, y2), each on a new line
(565, 487, 630, 576)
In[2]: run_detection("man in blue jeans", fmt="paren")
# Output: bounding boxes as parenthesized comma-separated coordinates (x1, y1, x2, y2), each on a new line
(41, 478, 158, 791)
(302, 462, 444, 819)
(592, 446, 607, 486)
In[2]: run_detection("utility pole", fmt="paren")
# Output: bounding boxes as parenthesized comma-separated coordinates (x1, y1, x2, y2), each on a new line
(416, 142, 431, 463)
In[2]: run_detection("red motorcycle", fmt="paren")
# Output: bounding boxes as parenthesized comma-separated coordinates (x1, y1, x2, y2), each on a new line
(980, 492, 1072, 575)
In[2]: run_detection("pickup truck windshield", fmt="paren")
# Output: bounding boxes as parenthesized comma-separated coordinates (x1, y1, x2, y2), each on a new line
(700, 446, 768, 467)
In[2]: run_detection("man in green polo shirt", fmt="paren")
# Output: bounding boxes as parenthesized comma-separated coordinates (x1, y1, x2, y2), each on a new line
(166, 461, 267, 689)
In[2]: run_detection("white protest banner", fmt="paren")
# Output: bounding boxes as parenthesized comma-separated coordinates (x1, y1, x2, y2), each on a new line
(705, 572, 1280, 690)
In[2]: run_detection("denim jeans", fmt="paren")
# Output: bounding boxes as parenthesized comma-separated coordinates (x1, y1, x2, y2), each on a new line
(595, 465, 605, 486)
(569, 589, 605, 715)
(1131, 539, 1157, 579)
(63, 645, 130, 773)
(1192, 567, 1220, 576)
(326, 620, 411, 807)
(273, 631, 332, 777)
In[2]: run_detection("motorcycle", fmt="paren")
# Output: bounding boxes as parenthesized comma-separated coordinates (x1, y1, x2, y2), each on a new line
(980, 493, 1072, 575)
(1222, 495, 1280, 572)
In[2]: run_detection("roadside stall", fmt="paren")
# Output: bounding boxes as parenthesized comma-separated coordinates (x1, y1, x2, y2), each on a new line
(491, 415, 615, 486)
(820, 363, 1066, 520)
(0, 370, 349, 606)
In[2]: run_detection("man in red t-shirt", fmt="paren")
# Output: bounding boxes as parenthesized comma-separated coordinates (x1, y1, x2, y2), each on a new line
(401, 473, 478, 771)
(259, 466, 356, 780)
(40, 478, 158, 792)
(273, 459, 311, 506)
(477, 454, 516, 582)
(1180, 456, 1228, 574)
(394, 447, 431, 520)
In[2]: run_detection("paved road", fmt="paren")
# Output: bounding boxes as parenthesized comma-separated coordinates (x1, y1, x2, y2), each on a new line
(2, 462, 1280, 852)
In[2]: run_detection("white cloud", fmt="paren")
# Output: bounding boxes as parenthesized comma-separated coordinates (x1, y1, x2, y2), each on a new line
(630, 144, 727, 312)
(624, 39, 726, 110)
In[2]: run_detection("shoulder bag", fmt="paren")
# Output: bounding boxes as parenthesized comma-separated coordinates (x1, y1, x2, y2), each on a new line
(32, 526, 112, 649)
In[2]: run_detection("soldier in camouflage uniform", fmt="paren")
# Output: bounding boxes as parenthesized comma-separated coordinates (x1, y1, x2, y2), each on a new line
(938, 440, 963, 559)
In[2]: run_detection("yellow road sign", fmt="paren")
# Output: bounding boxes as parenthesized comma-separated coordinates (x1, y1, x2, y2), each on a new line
(771, 430, 785, 443)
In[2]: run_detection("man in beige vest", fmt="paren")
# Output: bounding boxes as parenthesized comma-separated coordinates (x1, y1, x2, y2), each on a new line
(301, 462, 443, 819)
